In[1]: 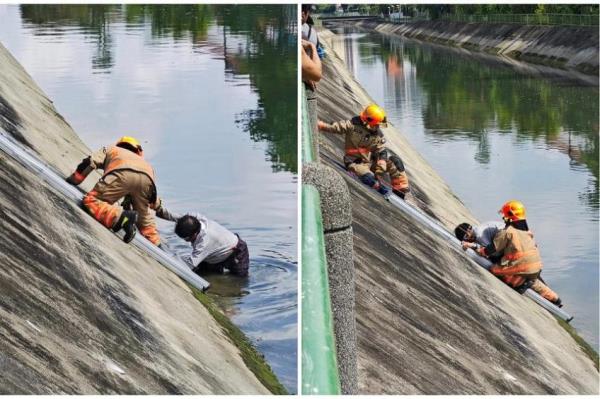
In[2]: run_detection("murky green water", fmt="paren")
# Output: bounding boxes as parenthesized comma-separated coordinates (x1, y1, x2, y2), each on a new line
(0, 4, 297, 391)
(328, 25, 599, 350)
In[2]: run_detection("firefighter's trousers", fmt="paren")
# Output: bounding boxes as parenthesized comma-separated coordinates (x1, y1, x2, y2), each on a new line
(82, 170, 161, 245)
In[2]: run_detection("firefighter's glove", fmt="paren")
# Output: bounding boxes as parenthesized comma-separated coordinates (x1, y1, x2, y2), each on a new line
(66, 171, 85, 186)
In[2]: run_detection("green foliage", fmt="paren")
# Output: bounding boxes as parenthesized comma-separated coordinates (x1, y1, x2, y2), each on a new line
(353, 33, 599, 207)
(557, 318, 599, 371)
(191, 288, 288, 394)
(19, 4, 297, 174)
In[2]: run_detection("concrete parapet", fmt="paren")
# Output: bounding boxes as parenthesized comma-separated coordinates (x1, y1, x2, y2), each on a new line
(305, 85, 319, 160)
(323, 229, 357, 394)
(303, 162, 357, 394)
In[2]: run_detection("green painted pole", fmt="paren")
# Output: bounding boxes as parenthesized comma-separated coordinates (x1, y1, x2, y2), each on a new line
(301, 186, 341, 395)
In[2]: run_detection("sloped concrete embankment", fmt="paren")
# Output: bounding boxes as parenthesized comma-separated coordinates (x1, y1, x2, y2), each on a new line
(316, 29, 599, 394)
(0, 42, 277, 394)
(350, 20, 599, 76)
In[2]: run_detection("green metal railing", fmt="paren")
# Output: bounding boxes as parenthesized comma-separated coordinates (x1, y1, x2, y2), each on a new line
(301, 89, 341, 394)
(439, 13, 599, 27)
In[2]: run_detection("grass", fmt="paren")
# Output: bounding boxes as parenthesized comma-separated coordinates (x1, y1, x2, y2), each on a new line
(557, 318, 599, 371)
(190, 287, 288, 395)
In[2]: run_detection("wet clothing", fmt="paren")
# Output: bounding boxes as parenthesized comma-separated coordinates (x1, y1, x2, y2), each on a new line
(156, 209, 249, 277)
(479, 224, 559, 303)
(473, 221, 505, 247)
(194, 235, 249, 277)
(320, 117, 410, 193)
(68, 145, 161, 245)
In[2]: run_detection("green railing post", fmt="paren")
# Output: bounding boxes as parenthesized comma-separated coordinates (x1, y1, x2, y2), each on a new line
(301, 186, 341, 395)
(301, 87, 342, 395)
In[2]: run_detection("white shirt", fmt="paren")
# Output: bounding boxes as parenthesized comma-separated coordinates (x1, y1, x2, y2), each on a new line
(183, 213, 239, 267)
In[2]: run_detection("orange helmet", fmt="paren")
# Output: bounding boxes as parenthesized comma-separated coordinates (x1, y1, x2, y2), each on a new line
(360, 104, 387, 128)
(116, 136, 143, 152)
(499, 200, 526, 222)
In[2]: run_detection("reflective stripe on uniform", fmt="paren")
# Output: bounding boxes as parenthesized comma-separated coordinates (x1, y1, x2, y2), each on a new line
(391, 173, 409, 191)
(503, 249, 538, 261)
(139, 225, 160, 245)
(83, 190, 119, 228)
(345, 147, 370, 156)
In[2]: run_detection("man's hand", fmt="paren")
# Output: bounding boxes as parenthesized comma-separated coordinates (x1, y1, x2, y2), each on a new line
(317, 120, 328, 131)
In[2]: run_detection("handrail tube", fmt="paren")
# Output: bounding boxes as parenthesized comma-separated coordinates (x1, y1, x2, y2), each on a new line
(301, 186, 341, 395)
(0, 129, 210, 292)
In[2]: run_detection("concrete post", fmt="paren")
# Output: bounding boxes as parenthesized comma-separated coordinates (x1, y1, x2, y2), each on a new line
(304, 85, 319, 161)
(303, 162, 357, 395)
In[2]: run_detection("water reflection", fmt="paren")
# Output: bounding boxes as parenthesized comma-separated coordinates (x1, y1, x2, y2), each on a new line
(20, 4, 297, 173)
(342, 28, 599, 209)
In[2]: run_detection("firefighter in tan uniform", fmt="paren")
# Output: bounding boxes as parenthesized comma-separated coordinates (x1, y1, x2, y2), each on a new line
(66, 136, 162, 245)
(477, 200, 562, 307)
(317, 104, 410, 199)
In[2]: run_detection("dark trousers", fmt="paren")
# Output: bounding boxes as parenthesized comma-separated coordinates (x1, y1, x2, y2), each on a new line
(194, 235, 249, 277)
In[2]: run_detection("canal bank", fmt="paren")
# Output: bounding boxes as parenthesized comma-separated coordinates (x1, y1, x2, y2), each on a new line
(314, 27, 598, 394)
(348, 20, 599, 76)
(0, 41, 283, 394)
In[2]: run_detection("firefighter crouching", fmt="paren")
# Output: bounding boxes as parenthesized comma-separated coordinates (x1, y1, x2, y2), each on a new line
(477, 200, 562, 307)
(317, 104, 410, 199)
(66, 136, 162, 246)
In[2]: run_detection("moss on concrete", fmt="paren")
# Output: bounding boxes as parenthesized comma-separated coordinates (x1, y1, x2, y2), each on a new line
(190, 287, 288, 395)
(557, 319, 599, 371)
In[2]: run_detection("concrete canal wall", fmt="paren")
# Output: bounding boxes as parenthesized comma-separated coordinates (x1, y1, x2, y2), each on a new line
(0, 41, 280, 394)
(344, 20, 599, 76)
(315, 28, 599, 394)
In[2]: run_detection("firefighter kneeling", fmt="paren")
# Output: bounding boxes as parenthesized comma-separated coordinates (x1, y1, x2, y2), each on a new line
(477, 200, 562, 307)
(318, 104, 410, 199)
(66, 136, 162, 246)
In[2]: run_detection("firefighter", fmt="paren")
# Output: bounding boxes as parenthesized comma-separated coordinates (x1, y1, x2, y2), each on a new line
(66, 136, 162, 246)
(317, 104, 410, 199)
(476, 200, 562, 307)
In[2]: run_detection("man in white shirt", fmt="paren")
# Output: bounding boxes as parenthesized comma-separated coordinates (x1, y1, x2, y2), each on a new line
(156, 207, 249, 277)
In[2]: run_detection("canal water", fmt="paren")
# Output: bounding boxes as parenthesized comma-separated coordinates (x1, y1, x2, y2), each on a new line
(327, 25, 599, 350)
(0, 5, 297, 392)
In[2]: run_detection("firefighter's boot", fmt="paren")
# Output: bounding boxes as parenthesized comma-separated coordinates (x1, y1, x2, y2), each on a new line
(112, 210, 138, 243)
(360, 173, 390, 198)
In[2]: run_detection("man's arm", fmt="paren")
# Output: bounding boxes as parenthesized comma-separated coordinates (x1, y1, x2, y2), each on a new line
(183, 228, 209, 268)
(301, 40, 321, 83)
(153, 199, 182, 222)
